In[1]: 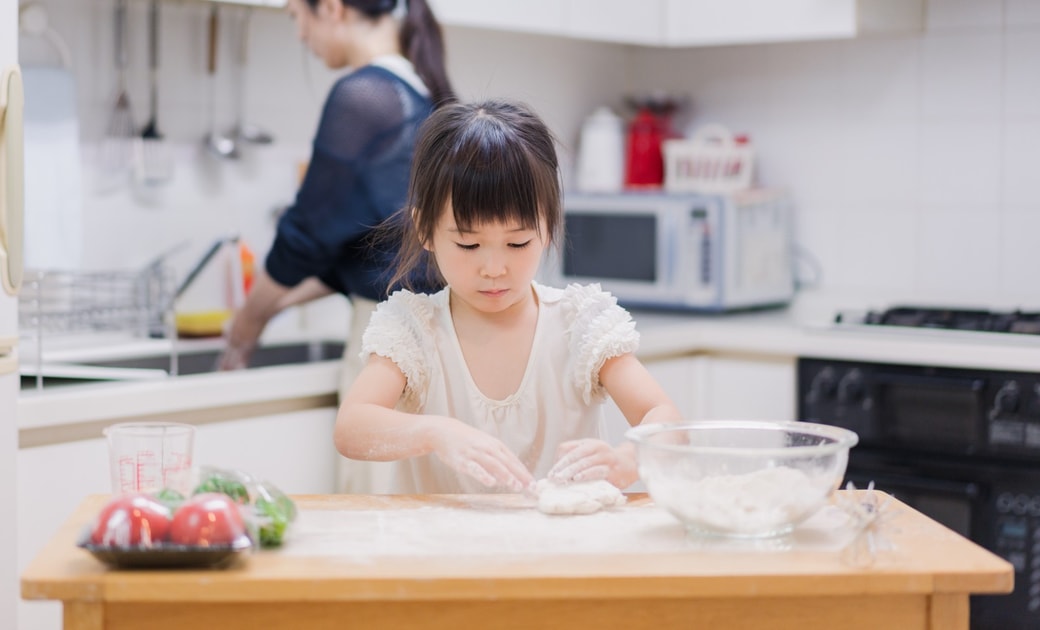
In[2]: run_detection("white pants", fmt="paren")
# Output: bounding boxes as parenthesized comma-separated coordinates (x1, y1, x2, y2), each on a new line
(334, 296, 401, 494)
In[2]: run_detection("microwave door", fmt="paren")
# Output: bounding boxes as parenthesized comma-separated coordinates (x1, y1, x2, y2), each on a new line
(559, 211, 677, 301)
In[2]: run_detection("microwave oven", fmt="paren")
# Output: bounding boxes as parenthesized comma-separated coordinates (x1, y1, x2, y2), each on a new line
(542, 190, 795, 312)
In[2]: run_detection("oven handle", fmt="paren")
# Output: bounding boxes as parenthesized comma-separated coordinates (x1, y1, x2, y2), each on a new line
(850, 472, 981, 501)
(873, 373, 984, 392)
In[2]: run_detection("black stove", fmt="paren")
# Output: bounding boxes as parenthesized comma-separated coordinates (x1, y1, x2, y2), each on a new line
(837, 306, 1040, 335)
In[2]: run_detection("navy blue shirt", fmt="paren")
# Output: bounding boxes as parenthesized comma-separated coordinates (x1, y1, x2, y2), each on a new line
(266, 65, 433, 301)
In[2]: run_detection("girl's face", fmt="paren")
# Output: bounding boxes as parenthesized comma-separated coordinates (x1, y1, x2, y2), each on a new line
(286, 0, 348, 69)
(426, 203, 547, 315)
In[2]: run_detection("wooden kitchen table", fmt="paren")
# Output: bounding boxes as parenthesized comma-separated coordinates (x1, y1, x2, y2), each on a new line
(22, 492, 1013, 630)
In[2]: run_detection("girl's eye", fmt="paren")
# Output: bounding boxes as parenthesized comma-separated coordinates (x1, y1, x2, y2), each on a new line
(509, 240, 533, 249)
(456, 243, 479, 251)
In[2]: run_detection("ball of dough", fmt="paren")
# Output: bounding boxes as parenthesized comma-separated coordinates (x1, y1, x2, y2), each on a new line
(536, 479, 626, 515)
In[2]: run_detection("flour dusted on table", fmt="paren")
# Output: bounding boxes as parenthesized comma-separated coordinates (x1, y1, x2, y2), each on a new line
(535, 479, 626, 515)
(652, 466, 824, 534)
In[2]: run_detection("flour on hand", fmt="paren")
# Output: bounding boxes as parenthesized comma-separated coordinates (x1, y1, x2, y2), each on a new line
(535, 479, 626, 515)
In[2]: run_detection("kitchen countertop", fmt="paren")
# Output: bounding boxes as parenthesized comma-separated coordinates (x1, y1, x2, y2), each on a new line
(632, 307, 1040, 372)
(21, 492, 1013, 630)
(18, 297, 1040, 438)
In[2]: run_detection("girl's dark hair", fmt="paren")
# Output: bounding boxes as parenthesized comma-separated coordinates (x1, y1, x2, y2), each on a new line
(306, 0, 455, 106)
(388, 98, 563, 291)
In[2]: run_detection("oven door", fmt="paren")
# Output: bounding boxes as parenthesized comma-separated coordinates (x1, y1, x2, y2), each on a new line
(845, 449, 1040, 629)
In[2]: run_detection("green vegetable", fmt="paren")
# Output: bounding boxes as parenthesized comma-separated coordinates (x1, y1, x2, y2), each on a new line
(153, 487, 185, 512)
(192, 473, 250, 504)
(188, 468, 297, 548)
(254, 495, 292, 547)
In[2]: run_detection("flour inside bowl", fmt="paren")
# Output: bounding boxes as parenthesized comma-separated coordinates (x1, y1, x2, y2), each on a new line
(650, 466, 826, 536)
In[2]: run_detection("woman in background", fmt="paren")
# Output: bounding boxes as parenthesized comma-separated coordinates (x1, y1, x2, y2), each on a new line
(219, 0, 454, 492)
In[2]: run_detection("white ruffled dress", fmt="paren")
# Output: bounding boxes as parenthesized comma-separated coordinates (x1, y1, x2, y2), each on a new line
(358, 282, 640, 494)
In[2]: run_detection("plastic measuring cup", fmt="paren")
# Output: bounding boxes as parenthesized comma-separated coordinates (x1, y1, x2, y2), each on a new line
(104, 422, 196, 495)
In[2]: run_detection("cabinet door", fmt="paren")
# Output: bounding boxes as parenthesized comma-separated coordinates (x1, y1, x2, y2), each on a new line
(18, 437, 109, 630)
(429, 0, 566, 37)
(602, 356, 696, 446)
(566, 0, 666, 46)
(665, 0, 856, 46)
(693, 355, 795, 421)
(194, 409, 338, 494)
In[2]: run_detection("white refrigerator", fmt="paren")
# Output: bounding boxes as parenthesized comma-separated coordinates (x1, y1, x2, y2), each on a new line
(1, 0, 24, 625)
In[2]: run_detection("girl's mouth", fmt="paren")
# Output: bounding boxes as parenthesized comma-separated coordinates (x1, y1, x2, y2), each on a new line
(480, 289, 509, 297)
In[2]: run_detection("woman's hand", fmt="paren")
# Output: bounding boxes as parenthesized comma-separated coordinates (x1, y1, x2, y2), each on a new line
(216, 340, 255, 371)
(430, 420, 534, 492)
(547, 439, 638, 490)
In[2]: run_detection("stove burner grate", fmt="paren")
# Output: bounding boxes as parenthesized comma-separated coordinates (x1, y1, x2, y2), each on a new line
(848, 307, 1040, 335)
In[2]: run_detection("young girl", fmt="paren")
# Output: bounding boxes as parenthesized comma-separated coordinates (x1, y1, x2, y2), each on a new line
(335, 99, 681, 494)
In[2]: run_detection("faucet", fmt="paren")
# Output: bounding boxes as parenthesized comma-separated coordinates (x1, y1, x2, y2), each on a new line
(172, 234, 241, 304)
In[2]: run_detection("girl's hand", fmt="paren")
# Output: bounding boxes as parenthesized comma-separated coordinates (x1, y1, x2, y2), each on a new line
(431, 421, 535, 492)
(547, 439, 638, 490)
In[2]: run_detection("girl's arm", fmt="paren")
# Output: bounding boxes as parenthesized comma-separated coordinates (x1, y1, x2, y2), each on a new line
(335, 355, 534, 491)
(548, 353, 682, 489)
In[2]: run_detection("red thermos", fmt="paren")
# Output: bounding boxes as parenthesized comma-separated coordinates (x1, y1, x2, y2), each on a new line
(624, 107, 665, 188)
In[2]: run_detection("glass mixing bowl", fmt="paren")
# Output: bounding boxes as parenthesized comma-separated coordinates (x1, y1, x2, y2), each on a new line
(627, 420, 859, 538)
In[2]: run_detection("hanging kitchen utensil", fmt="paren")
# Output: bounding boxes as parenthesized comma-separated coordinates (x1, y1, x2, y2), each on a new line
(229, 8, 274, 145)
(203, 3, 239, 159)
(99, 0, 135, 189)
(135, 0, 173, 185)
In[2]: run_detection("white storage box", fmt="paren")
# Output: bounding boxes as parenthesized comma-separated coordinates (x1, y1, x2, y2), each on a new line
(663, 124, 754, 194)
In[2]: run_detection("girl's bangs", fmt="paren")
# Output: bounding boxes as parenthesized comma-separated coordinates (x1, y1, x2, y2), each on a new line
(446, 129, 548, 233)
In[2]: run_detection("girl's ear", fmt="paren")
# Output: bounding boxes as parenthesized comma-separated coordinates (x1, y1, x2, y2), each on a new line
(412, 207, 432, 251)
(317, 0, 344, 20)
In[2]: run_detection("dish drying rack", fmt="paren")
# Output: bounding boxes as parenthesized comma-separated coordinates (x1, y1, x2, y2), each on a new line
(18, 265, 178, 388)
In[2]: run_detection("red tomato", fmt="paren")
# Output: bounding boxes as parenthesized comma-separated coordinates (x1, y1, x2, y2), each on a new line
(170, 493, 247, 546)
(90, 494, 172, 547)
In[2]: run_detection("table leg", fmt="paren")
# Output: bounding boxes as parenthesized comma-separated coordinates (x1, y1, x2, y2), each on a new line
(928, 594, 969, 630)
(63, 601, 103, 630)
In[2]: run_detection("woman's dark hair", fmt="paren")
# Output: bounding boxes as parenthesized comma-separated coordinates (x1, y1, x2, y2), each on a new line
(388, 98, 563, 291)
(306, 0, 455, 106)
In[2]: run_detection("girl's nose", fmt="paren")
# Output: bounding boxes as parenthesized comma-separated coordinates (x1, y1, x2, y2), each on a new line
(480, 253, 506, 278)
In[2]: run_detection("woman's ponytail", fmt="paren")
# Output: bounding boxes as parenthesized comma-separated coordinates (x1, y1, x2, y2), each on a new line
(399, 0, 455, 107)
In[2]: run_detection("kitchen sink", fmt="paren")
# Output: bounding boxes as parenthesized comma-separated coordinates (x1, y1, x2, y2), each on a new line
(78, 341, 346, 375)
(20, 341, 345, 390)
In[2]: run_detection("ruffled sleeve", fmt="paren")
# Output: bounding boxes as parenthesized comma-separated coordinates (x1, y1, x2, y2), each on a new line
(563, 283, 640, 404)
(359, 290, 436, 409)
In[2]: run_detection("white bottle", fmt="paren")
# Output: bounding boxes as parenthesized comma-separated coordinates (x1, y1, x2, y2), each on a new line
(576, 106, 624, 193)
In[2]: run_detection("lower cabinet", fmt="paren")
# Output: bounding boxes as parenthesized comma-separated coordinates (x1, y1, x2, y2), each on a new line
(16, 407, 338, 630)
(603, 353, 796, 446)
(691, 355, 797, 421)
(601, 356, 698, 446)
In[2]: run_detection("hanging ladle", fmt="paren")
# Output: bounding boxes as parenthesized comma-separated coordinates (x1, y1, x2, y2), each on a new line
(230, 8, 274, 145)
(203, 3, 238, 159)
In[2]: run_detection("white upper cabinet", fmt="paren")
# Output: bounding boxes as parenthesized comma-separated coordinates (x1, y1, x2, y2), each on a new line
(566, 0, 667, 46)
(665, 0, 857, 46)
(429, 0, 566, 38)
(431, 0, 923, 47)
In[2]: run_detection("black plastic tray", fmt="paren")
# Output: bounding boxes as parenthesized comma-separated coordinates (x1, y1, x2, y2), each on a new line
(77, 534, 253, 569)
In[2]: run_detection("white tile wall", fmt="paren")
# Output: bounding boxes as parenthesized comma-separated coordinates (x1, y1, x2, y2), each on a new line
(18, 1, 625, 287)
(631, 0, 1040, 307)
(17, 0, 1040, 311)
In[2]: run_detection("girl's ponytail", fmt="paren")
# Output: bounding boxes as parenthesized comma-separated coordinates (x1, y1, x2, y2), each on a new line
(399, 0, 456, 107)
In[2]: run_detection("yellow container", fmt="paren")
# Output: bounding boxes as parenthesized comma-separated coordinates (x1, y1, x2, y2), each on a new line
(174, 309, 231, 338)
